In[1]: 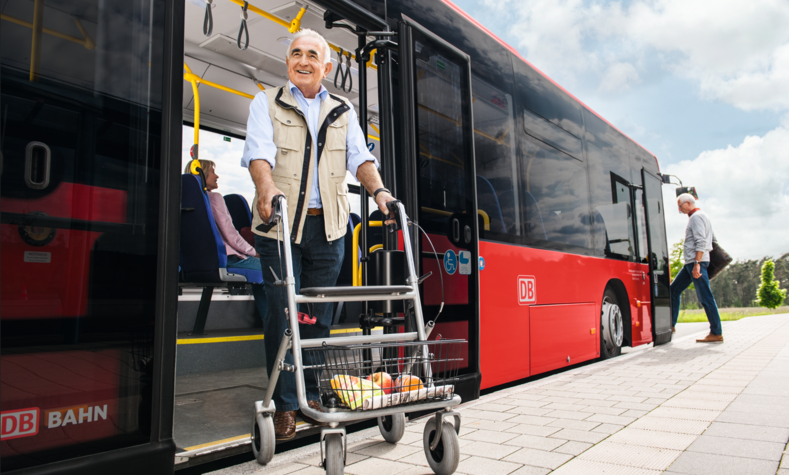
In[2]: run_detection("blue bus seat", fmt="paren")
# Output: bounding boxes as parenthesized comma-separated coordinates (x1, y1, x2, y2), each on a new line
(224, 193, 253, 232)
(180, 174, 263, 334)
(476, 175, 507, 233)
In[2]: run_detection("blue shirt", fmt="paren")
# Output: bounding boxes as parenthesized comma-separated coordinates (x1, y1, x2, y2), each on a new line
(241, 81, 378, 208)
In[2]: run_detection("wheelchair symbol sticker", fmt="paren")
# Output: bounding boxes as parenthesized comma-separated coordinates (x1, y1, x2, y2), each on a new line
(443, 249, 457, 275)
(479, 256, 485, 271)
(458, 251, 471, 275)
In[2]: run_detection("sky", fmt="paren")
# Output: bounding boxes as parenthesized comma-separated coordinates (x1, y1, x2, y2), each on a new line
(452, 0, 789, 260)
(187, 0, 789, 261)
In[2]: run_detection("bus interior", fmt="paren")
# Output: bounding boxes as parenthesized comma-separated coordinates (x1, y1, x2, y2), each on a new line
(175, 0, 392, 463)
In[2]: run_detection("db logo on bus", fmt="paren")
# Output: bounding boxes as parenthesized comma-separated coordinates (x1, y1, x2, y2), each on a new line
(1, 408, 40, 441)
(518, 276, 536, 305)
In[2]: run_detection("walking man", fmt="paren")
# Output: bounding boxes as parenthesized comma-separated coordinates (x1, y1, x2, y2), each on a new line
(670, 193, 723, 342)
(242, 29, 395, 440)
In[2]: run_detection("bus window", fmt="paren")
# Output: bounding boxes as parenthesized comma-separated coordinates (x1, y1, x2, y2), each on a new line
(519, 134, 592, 251)
(472, 75, 520, 241)
(181, 126, 254, 205)
(595, 174, 637, 259)
(1, 0, 165, 468)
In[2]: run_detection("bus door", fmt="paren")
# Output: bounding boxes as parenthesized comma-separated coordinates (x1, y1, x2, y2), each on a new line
(641, 169, 673, 345)
(397, 17, 481, 401)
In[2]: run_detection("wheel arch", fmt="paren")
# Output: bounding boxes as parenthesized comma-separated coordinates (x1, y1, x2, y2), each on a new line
(604, 279, 632, 347)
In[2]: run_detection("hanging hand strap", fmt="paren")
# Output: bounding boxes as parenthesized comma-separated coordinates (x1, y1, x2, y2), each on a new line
(343, 51, 353, 93)
(202, 0, 213, 36)
(334, 48, 344, 90)
(237, 1, 249, 51)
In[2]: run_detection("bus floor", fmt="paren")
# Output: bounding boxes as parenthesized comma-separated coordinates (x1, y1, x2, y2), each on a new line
(174, 366, 324, 451)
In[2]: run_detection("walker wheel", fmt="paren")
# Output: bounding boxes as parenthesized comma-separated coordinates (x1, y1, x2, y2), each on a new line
(423, 416, 459, 475)
(323, 433, 345, 475)
(378, 413, 406, 443)
(252, 412, 275, 465)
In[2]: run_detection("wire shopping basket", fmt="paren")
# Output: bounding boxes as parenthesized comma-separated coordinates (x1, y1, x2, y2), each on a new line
(305, 339, 465, 412)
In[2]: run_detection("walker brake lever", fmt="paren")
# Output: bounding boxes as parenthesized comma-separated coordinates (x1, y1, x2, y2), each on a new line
(268, 267, 285, 287)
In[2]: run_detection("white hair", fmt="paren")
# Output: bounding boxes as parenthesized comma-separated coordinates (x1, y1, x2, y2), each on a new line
(287, 29, 332, 65)
(677, 193, 696, 206)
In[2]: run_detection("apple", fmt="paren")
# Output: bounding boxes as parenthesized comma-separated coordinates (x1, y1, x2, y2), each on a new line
(395, 375, 423, 393)
(368, 372, 394, 394)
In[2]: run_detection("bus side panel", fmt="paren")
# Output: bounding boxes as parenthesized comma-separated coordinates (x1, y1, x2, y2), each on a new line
(479, 241, 653, 389)
(1, 350, 124, 458)
(0, 183, 127, 319)
(479, 241, 533, 389)
(530, 303, 597, 374)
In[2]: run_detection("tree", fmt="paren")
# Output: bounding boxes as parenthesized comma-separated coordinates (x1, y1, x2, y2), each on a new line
(757, 259, 787, 309)
(669, 240, 684, 282)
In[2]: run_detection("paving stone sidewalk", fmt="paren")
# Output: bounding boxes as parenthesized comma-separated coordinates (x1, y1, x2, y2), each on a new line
(211, 314, 789, 475)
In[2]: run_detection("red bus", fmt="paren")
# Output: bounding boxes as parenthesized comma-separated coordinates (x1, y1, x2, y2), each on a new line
(0, 0, 672, 472)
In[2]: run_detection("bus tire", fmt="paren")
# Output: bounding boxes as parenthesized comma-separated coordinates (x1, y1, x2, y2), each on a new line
(323, 433, 345, 475)
(600, 288, 624, 359)
(252, 412, 276, 465)
(423, 416, 460, 475)
(378, 413, 406, 443)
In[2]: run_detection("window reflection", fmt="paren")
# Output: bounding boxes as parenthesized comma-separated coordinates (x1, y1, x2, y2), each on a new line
(472, 75, 519, 239)
(520, 135, 592, 250)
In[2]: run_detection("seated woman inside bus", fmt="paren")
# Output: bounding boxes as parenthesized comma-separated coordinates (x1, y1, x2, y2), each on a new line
(185, 159, 266, 321)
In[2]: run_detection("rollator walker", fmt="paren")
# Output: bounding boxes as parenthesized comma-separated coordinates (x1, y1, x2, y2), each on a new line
(252, 195, 465, 475)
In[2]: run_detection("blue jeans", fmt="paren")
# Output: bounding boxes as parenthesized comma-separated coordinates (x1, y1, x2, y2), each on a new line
(670, 262, 722, 335)
(226, 255, 267, 322)
(255, 215, 345, 412)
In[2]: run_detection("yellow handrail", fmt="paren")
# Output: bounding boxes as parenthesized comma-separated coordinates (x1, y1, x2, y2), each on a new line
(2, 14, 95, 50)
(352, 221, 382, 286)
(369, 244, 383, 253)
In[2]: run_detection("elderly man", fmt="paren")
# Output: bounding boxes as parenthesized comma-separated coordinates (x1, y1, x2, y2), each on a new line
(241, 29, 395, 440)
(670, 193, 723, 343)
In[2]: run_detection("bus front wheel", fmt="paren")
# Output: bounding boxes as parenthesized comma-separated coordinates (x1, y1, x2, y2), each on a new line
(600, 288, 624, 359)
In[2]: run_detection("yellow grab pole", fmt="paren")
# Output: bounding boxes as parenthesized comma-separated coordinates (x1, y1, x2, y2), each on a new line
(225, 0, 290, 30)
(2, 14, 94, 49)
(29, 0, 44, 81)
(72, 17, 95, 50)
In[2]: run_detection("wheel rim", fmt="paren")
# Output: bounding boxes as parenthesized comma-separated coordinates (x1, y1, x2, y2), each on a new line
(602, 297, 624, 350)
(253, 419, 261, 451)
(428, 429, 444, 462)
(382, 416, 393, 432)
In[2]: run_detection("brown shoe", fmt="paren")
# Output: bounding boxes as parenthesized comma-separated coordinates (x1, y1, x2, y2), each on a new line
(696, 334, 724, 343)
(672, 327, 676, 334)
(299, 400, 326, 426)
(273, 410, 296, 440)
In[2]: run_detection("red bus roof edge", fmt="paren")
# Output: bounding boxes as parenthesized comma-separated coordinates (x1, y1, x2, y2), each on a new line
(439, 0, 660, 171)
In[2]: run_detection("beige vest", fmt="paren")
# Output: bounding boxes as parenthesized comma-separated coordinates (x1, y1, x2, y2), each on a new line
(251, 86, 352, 244)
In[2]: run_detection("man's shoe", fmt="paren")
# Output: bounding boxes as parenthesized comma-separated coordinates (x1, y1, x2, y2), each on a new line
(696, 334, 724, 343)
(273, 411, 296, 440)
(672, 326, 676, 334)
(299, 400, 326, 426)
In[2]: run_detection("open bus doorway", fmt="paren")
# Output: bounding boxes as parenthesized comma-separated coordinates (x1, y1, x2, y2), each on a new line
(173, 1, 388, 464)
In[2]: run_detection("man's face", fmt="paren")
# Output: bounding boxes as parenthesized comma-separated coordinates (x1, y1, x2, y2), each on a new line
(286, 36, 332, 96)
(677, 200, 694, 215)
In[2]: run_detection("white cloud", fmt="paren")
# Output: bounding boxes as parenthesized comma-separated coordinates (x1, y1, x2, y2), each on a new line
(661, 126, 789, 260)
(598, 62, 641, 92)
(498, 0, 789, 111)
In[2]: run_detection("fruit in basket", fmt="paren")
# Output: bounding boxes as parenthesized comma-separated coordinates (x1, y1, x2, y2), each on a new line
(395, 375, 423, 392)
(330, 375, 384, 410)
(368, 372, 394, 394)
